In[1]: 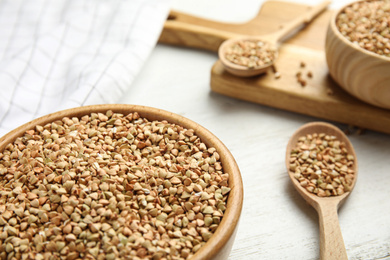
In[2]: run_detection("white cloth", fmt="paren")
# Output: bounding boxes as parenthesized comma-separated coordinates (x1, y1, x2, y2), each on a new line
(0, 0, 170, 136)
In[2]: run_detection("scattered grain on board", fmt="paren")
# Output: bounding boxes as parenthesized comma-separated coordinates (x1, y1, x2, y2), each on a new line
(295, 62, 312, 87)
(298, 78, 307, 87)
(336, 0, 390, 57)
(326, 88, 334, 96)
(344, 125, 366, 136)
(296, 71, 307, 87)
(0, 111, 231, 259)
(271, 65, 281, 79)
(289, 133, 355, 197)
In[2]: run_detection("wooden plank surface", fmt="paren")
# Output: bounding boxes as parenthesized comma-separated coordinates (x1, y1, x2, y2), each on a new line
(159, 1, 329, 51)
(159, 0, 390, 135)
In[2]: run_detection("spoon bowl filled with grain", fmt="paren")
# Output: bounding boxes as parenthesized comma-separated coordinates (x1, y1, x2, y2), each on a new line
(218, 1, 331, 77)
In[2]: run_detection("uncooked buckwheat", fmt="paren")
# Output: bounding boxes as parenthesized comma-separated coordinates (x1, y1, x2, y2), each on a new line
(336, 0, 390, 57)
(0, 111, 231, 260)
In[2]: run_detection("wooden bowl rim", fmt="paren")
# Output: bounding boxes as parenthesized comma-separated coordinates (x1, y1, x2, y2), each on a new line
(0, 104, 244, 259)
(329, 0, 390, 62)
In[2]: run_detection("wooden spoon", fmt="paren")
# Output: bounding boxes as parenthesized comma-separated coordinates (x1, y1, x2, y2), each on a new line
(285, 122, 358, 260)
(218, 0, 331, 77)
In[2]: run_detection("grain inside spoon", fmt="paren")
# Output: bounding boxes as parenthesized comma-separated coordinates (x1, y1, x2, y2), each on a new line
(285, 122, 358, 260)
(218, 0, 331, 77)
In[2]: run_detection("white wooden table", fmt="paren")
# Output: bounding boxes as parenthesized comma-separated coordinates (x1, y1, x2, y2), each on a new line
(120, 1, 390, 259)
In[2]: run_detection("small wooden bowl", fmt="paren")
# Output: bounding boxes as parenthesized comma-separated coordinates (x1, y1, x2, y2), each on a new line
(325, 0, 390, 109)
(0, 104, 243, 260)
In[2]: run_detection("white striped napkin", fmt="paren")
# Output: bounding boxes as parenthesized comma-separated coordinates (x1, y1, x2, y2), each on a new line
(0, 0, 170, 136)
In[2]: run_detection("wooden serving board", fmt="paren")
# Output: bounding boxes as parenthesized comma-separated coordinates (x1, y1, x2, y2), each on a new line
(159, 1, 390, 135)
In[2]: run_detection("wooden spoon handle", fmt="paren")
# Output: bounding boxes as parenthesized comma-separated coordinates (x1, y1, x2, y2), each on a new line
(264, 0, 331, 43)
(317, 201, 348, 260)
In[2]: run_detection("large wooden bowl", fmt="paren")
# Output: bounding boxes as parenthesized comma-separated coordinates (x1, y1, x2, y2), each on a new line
(325, 0, 390, 109)
(0, 104, 243, 260)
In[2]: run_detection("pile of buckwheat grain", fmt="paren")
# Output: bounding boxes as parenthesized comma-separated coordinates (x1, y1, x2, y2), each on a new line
(224, 39, 277, 68)
(289, 133, 355, 197)
(0, 111, 230, 260)
(336, 0, 390, 57)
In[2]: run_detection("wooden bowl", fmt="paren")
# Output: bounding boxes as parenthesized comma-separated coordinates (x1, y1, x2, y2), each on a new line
(0, 104, 243, 260)
(325, 0, 390, 109)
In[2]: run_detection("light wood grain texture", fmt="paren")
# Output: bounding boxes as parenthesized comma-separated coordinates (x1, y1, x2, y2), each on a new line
(159, 1, 326, 52)
(285, 122, 358, 260)
(159, 0, 390, 135)
(325, 1, 390, 109)
(0, 104, 244, 260)
(218, 1, 331, 77)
